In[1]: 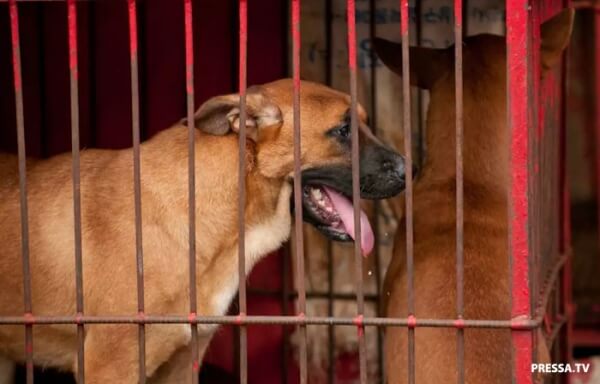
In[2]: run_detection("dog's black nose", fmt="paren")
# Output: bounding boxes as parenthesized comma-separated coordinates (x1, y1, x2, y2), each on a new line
(385, 156, 416, 177)
(389, 158, 417, 182)
(358, 145, 412, 199)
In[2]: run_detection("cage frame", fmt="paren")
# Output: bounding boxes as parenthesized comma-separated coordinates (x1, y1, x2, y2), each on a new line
(0, 0, 584, 383)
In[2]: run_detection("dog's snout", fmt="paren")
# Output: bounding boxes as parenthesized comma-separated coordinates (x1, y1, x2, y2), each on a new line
(358, 145, 410, 199)
(382, 159, 398, 173)
(394, 160, 418, 180)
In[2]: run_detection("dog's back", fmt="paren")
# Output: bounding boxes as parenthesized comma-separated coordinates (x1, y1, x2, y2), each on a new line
(380, 35, 511, 383)
(385, 180, 510, 383)
(375, 9, 574, 382)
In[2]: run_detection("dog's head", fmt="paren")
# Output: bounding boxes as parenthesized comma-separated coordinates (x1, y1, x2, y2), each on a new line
(372, 9, 574, 190)
(189, 79, 407, 255)
(373, 8, 574, 88)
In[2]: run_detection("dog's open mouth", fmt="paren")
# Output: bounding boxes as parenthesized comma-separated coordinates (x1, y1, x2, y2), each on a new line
(301, 184, 374, 256)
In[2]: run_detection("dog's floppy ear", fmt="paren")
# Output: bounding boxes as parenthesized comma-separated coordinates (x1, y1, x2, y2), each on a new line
(188, 87, 282, 141)
(540, 8, 574, 72)
(373, 37, 449, 90)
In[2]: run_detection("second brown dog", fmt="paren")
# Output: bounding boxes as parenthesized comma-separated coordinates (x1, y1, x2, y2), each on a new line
(374, 9, 574, 384)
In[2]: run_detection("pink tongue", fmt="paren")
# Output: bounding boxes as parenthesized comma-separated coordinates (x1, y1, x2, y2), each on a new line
(323, 187, 374, 256)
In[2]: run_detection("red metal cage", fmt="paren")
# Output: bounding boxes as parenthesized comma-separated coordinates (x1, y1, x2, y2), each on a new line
(0, 0, 595, 383)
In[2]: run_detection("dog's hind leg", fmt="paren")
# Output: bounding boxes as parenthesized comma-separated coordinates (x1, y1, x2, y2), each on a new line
(0, 356, 15, 384)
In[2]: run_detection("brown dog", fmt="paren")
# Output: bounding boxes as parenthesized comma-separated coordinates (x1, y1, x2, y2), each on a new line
(0, 79, 406, 383)
(374, 9, 574, 384)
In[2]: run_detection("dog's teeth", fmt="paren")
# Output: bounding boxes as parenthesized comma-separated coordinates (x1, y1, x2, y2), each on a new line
(311, 188, 322, 200)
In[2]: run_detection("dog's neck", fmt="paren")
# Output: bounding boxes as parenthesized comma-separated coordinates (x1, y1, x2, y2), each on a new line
(419, 80, 508, 199)
(141, 126, 291, 318)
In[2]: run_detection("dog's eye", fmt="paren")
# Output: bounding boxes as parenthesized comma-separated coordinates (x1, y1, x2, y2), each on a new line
(336, 123, 350, 139)
(326, 122, 352, 141)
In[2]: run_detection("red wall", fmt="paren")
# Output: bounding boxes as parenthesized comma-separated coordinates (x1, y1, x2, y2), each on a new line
(0, 0, 287, 154)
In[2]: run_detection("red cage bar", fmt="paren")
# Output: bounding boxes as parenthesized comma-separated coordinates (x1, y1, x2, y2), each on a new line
(127, 1, 147, 382)
(291, 0, 308, 383)
(366, 1, 386, 381)
(237, 1, 248, 382)
(67, 0, 85, 382)
(398, 1, 416, 383)
(507, 1, 533, 383)
(454, 0, 465, 382)
(345, 1, 368, 383)
(8, 1, 33, 383)
(0, 313, 545, 327)
(0, 0, 581, 383)
(184, 0, 200, 382)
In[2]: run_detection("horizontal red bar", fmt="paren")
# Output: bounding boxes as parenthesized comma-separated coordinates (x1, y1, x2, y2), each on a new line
(0, 314, 544, 329)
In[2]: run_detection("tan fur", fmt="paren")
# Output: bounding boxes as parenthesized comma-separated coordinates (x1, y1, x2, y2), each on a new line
(0, 79, 376, 383)
(375, 10, 574, 384)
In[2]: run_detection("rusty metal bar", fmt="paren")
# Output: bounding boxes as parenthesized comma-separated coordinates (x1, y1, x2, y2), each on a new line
(67, 0, 85, 382)
(9, 1, 34, 383)
(0, 314, 544, 328)
(280, 245, 290, 384)
(324, 2, 335, 383)
(291, 1, 308, 383)
(237, 1, 248, 382)
(529, 1, 541, 366)
(547, 314, 568, 347)
(346, 1, 368, 382)
(278, 12, 292, 384)
(535, 252, 568, 320)
(183, 0, 199, 382)
(454, 1, 465, 383)
(506, 0, 533, 383)
(368, 0, 385, 380)
(127, 1, 146, 382)
(327, 240, 334, 384)
(399, 1, 415, 383)
(558, 3, 573, 373)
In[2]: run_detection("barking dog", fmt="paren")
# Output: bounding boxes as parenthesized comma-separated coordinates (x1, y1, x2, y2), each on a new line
(0, 79, 406, 383)
(374, 9, 574, 384)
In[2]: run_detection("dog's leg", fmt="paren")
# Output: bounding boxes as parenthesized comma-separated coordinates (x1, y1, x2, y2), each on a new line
(149, 345, 192, 384)
(83, 325, 140, 384)
(83, 324, 190, 384)
(149, 331, 211, 384)
(0, 357, 15, 384)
